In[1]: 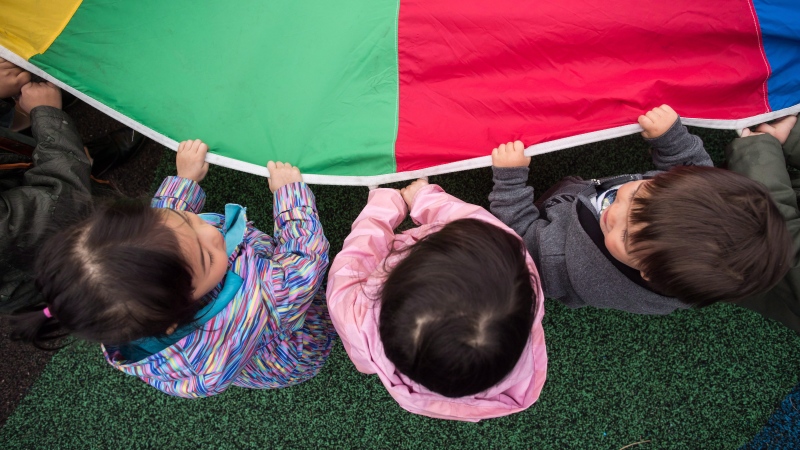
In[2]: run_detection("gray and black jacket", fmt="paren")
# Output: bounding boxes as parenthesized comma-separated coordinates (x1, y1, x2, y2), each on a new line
(489, 119, 712, 314)
(0, 106, 91, 314)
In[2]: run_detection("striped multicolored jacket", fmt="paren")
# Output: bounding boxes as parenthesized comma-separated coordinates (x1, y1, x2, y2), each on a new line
(102, 176, 335, 398)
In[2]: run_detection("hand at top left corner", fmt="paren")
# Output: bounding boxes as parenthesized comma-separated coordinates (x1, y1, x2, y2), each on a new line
(176, 139, 210, 182)
(0, 58, 31, 99)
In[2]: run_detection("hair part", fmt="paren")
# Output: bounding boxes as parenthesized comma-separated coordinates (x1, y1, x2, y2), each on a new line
(379, 218, 536, 398)
(628, 166, 792, 306)
(14, 199, 200, 346)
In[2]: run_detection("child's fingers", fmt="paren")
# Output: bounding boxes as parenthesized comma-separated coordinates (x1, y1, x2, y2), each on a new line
(645, 109, 662, 122)
(190, 140, 203, 154)
(755, 123, 775, 135)
(638, 115, 653, 128)
(658, 104, 675, 116)
(513, 140, 524, 152)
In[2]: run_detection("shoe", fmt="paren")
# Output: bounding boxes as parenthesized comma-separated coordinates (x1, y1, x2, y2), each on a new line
(85, 127, 146, 178)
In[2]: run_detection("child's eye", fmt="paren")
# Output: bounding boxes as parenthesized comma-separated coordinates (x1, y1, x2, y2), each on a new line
(208, 251, 214, 266)
(622, 229, 628, 243)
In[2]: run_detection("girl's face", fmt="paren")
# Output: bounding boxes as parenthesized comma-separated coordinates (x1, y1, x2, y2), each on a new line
(162, 209, 229, 299)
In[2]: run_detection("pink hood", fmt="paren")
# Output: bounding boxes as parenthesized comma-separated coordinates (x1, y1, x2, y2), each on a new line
(326, 185, 547, 421)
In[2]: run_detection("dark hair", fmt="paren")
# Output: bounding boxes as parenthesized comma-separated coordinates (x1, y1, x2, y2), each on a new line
(12, 199, 199, 347)
(379, 218, 536, 398)
(628, 165, 792, 306)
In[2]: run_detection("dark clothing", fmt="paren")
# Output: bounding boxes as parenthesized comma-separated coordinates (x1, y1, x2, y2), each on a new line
(490, 119, 712, 314)
(728, 119, 800, 335)
(0, 106, 91, 314)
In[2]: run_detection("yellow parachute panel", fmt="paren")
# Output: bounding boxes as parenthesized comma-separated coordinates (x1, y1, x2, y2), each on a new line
(0, 0, 82, 59)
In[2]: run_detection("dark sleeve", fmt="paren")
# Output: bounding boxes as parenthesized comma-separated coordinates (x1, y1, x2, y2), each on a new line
(646, 117, 713, 170)
(726, 133, 800, 267)
(781, 117, 800, 170)
(0, 106, 91, 251)
(488, 165, 550, 257)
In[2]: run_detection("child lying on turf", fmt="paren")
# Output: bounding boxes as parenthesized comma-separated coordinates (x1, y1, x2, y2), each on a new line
(326, 179, 547, 421)
(13, 140, 335, 398)
(489, 105, 792, 313)
(727, 114, 800, 335)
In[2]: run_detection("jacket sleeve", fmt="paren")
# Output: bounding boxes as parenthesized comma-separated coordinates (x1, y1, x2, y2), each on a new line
(0, 106, 91, 251)
(266, 182, 330, 331)
(150, 176, 206, 212)
(326, 188, 407, 372)
(409, 183, 496, 225)
(646, 117, 713, 170)
(488, 166, 542, 235)
(726, 133, 800, 267)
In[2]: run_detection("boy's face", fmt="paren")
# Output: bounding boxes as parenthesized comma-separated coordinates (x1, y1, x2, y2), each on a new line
(599, 180, 649, 275)
(162, 209, 229, 300)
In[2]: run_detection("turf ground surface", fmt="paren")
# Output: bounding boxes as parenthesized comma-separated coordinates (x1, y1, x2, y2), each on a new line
(1, 126, 799, 449)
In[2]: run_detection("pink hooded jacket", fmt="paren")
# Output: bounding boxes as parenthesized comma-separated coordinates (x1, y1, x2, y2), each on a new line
(326, 184, 547, 422)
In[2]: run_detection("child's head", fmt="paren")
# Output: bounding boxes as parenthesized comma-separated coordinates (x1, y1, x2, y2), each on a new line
(379, 218, 536, 398)
(600, 165, 791, 306)
(25, 199, 225, 345)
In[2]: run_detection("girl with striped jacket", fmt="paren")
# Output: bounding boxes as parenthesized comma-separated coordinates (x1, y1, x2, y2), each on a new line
(15, 140, 334, 398)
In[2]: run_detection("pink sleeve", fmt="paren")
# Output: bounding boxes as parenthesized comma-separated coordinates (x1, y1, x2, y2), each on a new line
(410, 183, 497, 226)
(326, 188, 408, 373)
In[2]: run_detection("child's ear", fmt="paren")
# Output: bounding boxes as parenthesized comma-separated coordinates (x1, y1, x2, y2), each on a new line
(640, 271, 650, 282)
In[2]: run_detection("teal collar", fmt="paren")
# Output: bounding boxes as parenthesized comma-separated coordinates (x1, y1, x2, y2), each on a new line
(114, 205, 247, 362)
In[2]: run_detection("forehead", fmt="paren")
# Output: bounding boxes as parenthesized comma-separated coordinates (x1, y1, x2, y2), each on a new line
(627, 179, 649, 197)
(162, 210, 200, 255)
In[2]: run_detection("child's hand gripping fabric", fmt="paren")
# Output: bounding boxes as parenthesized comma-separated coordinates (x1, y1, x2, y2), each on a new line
(741, 115, 798, 144)
(399, 178, 429, 208)
(491, 140, 530, 168)
(267, 161, 303, 193)
(176, 139, 210, 182)
(638, 104, 679, 139)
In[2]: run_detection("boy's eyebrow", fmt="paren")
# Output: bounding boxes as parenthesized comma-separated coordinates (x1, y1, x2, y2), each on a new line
(624, 182, 645, 253)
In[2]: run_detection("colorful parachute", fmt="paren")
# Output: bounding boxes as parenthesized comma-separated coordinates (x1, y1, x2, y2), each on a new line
(2, 0, 799, 185)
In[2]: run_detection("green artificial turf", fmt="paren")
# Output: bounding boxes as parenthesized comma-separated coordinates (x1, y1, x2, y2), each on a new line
(2, 129, 800, 449)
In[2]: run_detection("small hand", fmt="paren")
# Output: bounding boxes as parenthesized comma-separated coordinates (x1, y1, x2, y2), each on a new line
(17, 81, 61, 114)
(744, 115, 798, 145)
(638, 104, 679, 139)
(0, 58, 31, 99)
(176, 139, 210, 182)
(400, 178, 428, 208)
(491, 140, 530, 168)
(267, 161, 303, 193)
